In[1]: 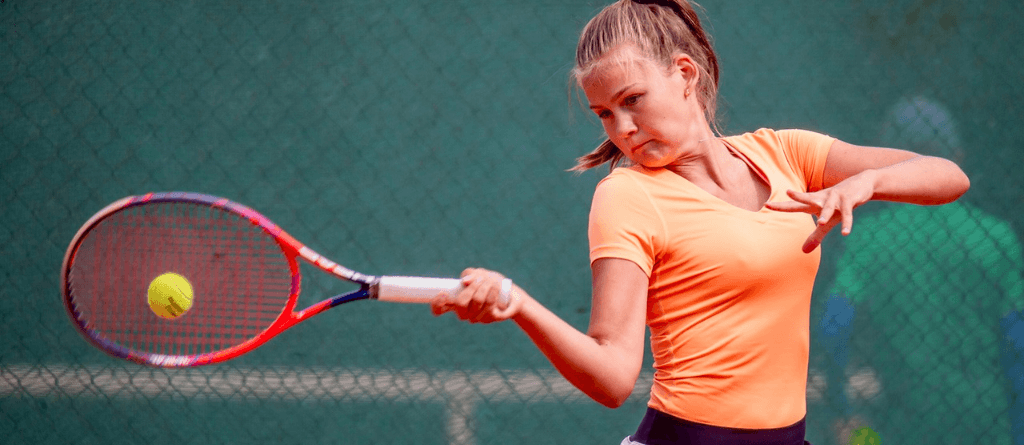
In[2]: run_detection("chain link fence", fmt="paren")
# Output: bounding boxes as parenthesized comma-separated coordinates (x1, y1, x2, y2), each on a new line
(2, 1, 1022, 444)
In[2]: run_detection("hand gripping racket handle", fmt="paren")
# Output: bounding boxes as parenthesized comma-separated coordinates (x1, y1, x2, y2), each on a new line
(375, 276, 512, 305)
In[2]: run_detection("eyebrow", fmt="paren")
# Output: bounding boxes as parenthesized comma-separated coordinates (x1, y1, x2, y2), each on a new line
(588, 83, 639, 110)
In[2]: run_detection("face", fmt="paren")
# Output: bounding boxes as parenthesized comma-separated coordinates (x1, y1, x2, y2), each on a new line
(581, 45, 706, 169)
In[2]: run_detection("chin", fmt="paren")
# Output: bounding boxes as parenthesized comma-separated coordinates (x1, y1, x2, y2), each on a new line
(635, 153, 672, 168)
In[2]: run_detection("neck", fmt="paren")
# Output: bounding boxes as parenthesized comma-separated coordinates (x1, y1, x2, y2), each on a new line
(664, 134, 725, 179)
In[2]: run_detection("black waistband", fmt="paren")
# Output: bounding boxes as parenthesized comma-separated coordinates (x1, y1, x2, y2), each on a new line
(631, 408, 809, 445)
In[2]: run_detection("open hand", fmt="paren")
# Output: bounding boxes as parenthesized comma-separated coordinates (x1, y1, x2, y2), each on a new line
(765, 172, 876, 253)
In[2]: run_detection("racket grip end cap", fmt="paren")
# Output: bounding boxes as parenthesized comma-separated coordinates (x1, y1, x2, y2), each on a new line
(500, 278, 512, 305)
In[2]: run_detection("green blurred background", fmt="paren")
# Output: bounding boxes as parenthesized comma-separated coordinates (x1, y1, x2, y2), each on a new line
(2, 1, 1022, 444)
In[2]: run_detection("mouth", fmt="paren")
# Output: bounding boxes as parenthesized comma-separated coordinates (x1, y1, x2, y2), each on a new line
(629, 141, 650, 153)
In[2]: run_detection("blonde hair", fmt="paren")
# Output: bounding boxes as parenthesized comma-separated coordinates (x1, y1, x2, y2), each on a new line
(570, 0, 720, 172)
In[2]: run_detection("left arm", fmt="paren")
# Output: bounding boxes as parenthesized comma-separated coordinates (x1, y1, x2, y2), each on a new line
(821, 140, 969, 204)
(766, 140, 970, 252)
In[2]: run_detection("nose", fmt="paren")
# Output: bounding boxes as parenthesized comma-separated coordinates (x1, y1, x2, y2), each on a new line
(613, 115, 638, 140)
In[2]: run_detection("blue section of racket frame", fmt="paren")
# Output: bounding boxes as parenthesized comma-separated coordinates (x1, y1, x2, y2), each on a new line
(328, 285, 374, 308)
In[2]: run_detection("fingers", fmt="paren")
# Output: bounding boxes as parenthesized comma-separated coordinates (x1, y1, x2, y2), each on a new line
(801, 192, 839, 253)
(801, 198, 858, 252)
(766, 189, 860, 253)
(763, 200, 812, 213)
(816, 198, 836, 228)
(802, 216, 839, 253)
(491, 283, 524, 320)
(438, 268, 514, 324)
(430, 291, 453, 316)
(764, 190, 818, 213)
(839, 198, 854, 236)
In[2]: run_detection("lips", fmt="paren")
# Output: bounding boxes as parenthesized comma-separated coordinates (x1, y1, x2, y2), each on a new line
(630, 140, 650, 153)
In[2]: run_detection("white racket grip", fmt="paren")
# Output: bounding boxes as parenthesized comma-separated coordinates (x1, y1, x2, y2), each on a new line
(376, 276, 462, 304)
(376, 276, 512, 305)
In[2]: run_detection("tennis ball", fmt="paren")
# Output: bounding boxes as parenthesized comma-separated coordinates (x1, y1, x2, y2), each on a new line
(148, 272, 194, 319)
(850, 426, 881, 445)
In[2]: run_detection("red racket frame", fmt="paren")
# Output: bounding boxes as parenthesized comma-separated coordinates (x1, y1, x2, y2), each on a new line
(61, 192, 380, 367)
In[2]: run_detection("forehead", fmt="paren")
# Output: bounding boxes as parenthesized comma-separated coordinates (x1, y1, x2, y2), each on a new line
(581, 46, 665, 103)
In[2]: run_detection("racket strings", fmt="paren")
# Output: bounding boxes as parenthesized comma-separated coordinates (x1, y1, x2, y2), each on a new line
(67, 201, 293, 357)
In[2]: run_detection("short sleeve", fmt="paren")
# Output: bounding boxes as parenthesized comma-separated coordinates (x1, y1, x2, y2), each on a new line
(588, 170, 660, 277)
(776, 129, 835, 192)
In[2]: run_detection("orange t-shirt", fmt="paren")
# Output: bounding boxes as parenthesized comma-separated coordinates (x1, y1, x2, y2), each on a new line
(588, 128, 834, 429)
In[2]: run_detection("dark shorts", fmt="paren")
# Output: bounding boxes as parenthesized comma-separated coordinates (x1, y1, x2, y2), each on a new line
(623, 408, 812, 445)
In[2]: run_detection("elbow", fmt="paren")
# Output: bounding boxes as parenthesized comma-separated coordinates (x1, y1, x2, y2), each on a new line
(940, 164, 971, 204)
(953, 169, 971, 200)
(596, 390, 633, 409)
(590, 379, 636, 409)
(602, 399, 628, 409)
(928, 159, 970, 204)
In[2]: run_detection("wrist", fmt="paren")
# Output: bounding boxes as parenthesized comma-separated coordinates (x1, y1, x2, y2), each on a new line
(856, 168, 881, 201)
(510, 287, 537, 324)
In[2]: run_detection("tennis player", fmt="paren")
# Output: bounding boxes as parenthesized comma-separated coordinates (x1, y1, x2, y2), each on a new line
(432, 1, 970, 444)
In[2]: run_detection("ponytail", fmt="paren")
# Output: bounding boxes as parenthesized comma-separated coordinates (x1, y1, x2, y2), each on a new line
(632, 0, 719, 88)
(569, 139, 627, 173)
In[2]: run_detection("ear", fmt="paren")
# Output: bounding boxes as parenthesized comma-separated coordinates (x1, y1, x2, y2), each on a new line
(671, 53, 700, 90)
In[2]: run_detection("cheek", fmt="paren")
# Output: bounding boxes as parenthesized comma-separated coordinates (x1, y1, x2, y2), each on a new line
(647, 104, 687, 137)
(644, 101, 674, 124)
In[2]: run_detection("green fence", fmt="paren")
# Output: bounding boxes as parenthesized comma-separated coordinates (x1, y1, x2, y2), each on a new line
(2, 1, 1022, 444)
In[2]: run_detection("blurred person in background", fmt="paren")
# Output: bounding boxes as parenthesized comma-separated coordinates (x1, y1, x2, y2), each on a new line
(821, 96, 1023, 444)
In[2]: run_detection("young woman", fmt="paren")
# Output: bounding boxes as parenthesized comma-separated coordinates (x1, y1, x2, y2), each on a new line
(431, 1, 970, 444)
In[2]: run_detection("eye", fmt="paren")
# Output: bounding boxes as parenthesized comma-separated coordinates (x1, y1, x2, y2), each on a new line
(595, 109, 612, 119)
(623, 94, 641, 106)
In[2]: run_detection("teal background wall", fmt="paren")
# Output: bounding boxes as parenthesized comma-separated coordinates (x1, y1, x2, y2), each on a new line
(2, 1, 1022, 444)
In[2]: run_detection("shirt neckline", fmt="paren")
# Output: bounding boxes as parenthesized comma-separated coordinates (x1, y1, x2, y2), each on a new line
(634, 139, 775, 215)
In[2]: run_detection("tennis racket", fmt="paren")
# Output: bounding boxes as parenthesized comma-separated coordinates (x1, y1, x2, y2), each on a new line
(61, 192, 510, 368)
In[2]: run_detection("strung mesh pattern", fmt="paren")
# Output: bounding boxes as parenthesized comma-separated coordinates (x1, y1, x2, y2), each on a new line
(66, 201, 294, 357)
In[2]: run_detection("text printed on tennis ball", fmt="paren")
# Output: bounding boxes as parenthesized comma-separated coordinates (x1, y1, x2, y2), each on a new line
(147, 272, 194, 319)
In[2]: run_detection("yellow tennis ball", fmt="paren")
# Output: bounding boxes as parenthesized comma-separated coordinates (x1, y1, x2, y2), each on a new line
(850, 426, 881, 445)
(148, 272, 194, 319)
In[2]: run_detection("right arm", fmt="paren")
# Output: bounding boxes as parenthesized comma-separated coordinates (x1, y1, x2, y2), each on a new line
(514, 258, 648, 407)
(432, 258, 649, 408)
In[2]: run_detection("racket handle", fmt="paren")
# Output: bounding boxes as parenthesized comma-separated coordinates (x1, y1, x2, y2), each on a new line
(375, 276, 512, 305)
